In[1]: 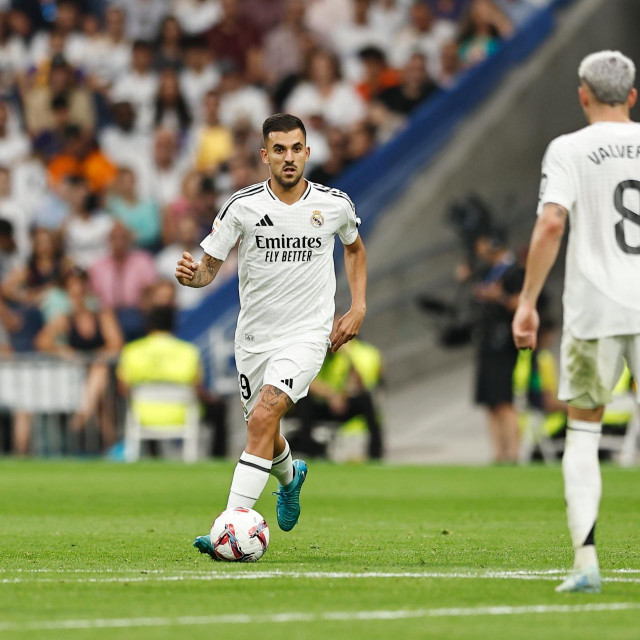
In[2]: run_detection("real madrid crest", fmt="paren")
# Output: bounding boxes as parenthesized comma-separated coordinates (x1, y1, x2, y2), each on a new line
(310, 210, 324, 228)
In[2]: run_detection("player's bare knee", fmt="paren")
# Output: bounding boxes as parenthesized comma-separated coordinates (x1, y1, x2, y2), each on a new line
(247, 408, 278, 443)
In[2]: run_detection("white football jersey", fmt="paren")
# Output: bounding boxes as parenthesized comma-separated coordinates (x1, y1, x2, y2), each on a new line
(200, 179, 359, 352)
(538, 121, 640, 339)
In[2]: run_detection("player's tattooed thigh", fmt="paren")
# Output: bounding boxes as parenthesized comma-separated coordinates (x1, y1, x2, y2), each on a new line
(257, 384, 294, 412)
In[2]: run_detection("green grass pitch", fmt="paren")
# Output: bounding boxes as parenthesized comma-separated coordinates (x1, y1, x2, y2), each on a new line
(1, 461, 639, 639)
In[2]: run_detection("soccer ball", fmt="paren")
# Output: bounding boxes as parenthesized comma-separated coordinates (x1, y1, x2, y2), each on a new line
(209, 507, 270, 562)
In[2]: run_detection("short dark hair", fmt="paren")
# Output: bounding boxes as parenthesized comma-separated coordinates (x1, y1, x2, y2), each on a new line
(147, 305, 176, 333)
(262, 113, 306, 143)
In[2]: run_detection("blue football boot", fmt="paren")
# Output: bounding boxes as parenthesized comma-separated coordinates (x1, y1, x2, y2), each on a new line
(193, 534, 218, 560)
(273, 459, 308, 532)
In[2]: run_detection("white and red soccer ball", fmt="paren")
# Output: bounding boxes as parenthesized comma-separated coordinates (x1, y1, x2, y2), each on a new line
(209, 507, 270, 562)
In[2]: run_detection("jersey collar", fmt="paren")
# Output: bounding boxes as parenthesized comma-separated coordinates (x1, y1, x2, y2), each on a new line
(264, 179, 312, 204)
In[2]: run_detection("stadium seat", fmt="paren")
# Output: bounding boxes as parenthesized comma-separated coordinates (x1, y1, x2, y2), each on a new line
(124, 383, 200, 463)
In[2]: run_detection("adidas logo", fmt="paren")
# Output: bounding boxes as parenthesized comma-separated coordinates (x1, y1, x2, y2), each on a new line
(280, 378, 293, 389)
(256, 215, 274, 227)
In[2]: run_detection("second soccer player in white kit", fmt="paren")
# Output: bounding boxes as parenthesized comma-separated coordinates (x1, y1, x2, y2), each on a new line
(175, 114, 367, 551)
(513, 51, 640, 593)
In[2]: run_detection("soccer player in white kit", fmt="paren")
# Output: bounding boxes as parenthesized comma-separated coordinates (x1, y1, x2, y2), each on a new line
(175, 114, 367, 551)
(513, 51, 640, 593)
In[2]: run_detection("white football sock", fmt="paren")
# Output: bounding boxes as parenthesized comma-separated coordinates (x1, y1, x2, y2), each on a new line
(226, 451, 272, 509)
(562, 419, 602, 571)
(271, 437, 294, 487)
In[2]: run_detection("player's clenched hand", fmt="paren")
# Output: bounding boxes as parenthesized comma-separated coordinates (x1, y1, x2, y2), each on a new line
(175, 251, 198, 286)
(512, 300, 539, 350)
(330, 307, 366, 353)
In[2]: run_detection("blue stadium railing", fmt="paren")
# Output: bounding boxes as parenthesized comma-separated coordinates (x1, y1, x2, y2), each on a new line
(177, 2, 565, 357)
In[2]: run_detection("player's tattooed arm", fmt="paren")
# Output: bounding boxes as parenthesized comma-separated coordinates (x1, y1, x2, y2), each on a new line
(255, 384, 294, 415)
(175, 252, 224, 288)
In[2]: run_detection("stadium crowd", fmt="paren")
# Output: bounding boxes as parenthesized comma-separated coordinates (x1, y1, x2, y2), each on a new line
(0, 0, 549, 455)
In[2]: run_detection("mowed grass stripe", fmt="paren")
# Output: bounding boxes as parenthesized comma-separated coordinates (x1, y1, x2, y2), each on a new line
(1, 603, 640, 632)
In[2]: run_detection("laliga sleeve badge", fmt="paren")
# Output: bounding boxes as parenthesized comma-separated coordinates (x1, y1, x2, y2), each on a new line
(310, 211, 324, 227)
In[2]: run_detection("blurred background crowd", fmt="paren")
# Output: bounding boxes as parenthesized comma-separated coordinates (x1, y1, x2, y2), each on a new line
(0, 0, 550, 457)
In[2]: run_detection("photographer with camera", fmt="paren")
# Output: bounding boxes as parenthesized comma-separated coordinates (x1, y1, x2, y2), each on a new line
(469, 229, 523, 464)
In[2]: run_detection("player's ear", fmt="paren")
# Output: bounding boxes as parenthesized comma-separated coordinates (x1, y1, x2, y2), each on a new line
(578, 85, 589, 108)
(628, 87, 637, 109)
(305, 146, 310, 161)
(260, 147, 269, 165)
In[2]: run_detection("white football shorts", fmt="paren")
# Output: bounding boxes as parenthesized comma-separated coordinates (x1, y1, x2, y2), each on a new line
(559, 330, 640, 409)
(235, 340, 329, 420)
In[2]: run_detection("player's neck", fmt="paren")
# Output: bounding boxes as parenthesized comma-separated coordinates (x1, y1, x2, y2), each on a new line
(587, 105, 632, 124)
(268, 177, 307, 205)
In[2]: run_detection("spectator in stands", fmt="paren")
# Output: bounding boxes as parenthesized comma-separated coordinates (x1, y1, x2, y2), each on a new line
(47, 126, 117, 193)
(347, 121, 377, 162)
(292, 338, 384, 459)
(23, 53, 95, 137)
(153, 68, 192, 136)
(0, 167, 30, 261)
(355, 46, 401, 103)
(0, 219, 21, 283)
(308, 127, 351, 186)
(470, 229, 523, 463)
(180, 36, 220, 123)
(63, 182, 114, 269)
(262, 0, 317, 105)
(137, 127, 189, 208)
(217, 60, 272, 132)
(436, 40, 463, 88)
(162, 170, 205, 244)
(285, 48, 365, 127)
(111, 40, 158, 133)
(107, 167, 161, 252)
(88, 222, 157, 342)
(89, 5, 131, 91)
(2, 227, 66, 310)
(123, 0, 168, 42)
(206, 0, 263, 82)
(457, 0, 512, 68)
(376, 51, 438, 115)
(191, 90, 233, 172)
(0, 11, 28, 89)
(392, 0, 457, 79)
(99, 101, 152, 169)
(369, 0, 410, 40)
(0, 227, 68, 352)
(430, 0, 472, 21)
(174, 0, 222, 37)
(154, 15, 185, 72)
(332, 0, 392, 81)
(0, 99, 29, 166)
(32, 172, 74, 231)
(35, 267, 123, 448)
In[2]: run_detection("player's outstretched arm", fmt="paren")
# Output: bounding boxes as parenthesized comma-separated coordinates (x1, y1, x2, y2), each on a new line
(331, 236, 367, 353)
(175, 251, 224, 288)
(512, 203, 567, 350)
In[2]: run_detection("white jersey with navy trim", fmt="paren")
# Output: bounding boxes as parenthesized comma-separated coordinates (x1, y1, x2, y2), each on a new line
(200, 179, 360, 353)
(538, 121, 640, 339)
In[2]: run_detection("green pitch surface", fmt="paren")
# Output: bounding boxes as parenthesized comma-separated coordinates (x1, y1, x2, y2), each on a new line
(1, 462, 639, 639)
